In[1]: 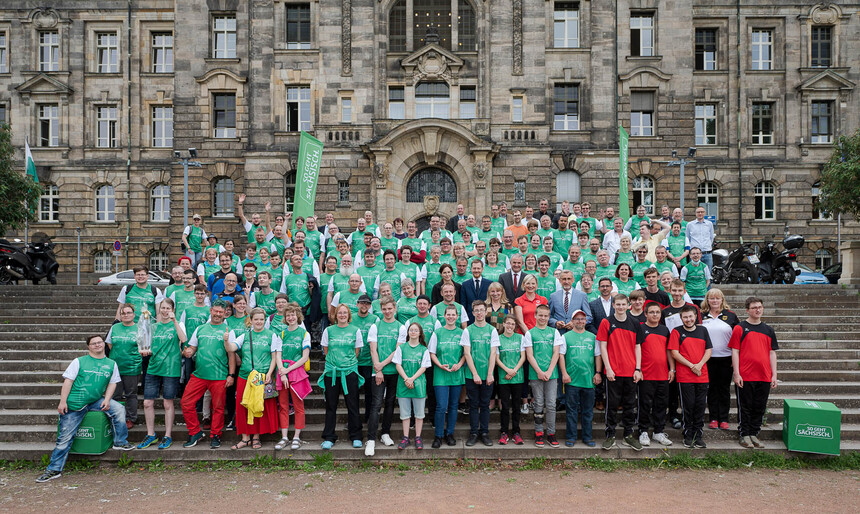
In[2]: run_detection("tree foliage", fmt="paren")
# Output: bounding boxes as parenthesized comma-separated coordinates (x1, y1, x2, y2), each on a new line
(0, 124, 43, 236)
(819, 130, 860, 221)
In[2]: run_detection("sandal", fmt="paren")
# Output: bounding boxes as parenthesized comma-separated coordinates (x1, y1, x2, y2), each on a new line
(251, 438, 262, 449)
(275, 438, 290, 451)
(231, 440, 250, 450)
(291, 438, 301, 450)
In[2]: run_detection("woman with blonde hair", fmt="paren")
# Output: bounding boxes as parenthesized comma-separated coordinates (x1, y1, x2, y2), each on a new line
(274, 303, 311, 451)
(319, 303, 364, 449)
(700, 288, 740, 431)
(486, 282, 511, 333)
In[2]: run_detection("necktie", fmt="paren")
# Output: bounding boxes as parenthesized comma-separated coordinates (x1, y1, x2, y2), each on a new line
(564, 291, 569, 313)
(475, 279, 480, 291)
(513, 273, 519, 290)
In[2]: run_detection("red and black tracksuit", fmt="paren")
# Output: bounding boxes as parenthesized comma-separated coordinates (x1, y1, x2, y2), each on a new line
(637, 324, 671, 435)
(598, 316, 644, 439)
(729, 321, 778, 437)
(662, 303, 702, 422)
(669, 325, 712, 441)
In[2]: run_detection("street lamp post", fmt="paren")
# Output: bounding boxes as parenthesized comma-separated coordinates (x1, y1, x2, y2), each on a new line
(174, 148, 202, 229)
(666, 147, 696, 213)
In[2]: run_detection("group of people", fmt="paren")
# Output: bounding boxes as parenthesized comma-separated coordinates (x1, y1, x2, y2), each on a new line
(38, 197, 779, 483)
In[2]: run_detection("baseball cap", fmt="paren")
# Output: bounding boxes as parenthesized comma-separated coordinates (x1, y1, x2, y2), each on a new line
(208, 234, 217, 239)
(192, 214, 202, 220)
(357, 294, 372, 304)
(571, 309, 588, 319)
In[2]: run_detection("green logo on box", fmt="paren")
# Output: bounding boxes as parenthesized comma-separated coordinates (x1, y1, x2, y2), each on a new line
(795, 424, 833, 439)
(76, 427, 95, 439)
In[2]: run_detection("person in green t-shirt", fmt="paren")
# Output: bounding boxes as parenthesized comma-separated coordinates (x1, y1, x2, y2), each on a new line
(523, 304, 564, 447)
(178, 284, 212, 396)
(352, 295, 379, 422)
(392, 322, 432, 450)
(164, 266, 185, 301)
(115, 266, 165, 323)
(249, 271, 278, 316)
(562, 245, 586, 284)
(273, 303, 312, 451)
(495, 315, 526, 445)
(463, 301, 500, 446)
(553, 217, 575, 257)
(281, 254, 315, 312)
(237, 194, 267, 244)
(559, 309, 602, 447)
(396, 278, 419, 323)
(169, 270, 198, 318)
(613, 263, 641, 297)
(374, 250, 404, 301)
(428, 304, 468, 447)
(330, 272, 366, 319)
(37, 335, 132, 482)
(182, 214, 207, 266)
(106, 304, 141, 426)
(681, 247, 711, 301)
(196, 247, 221, 285)
(666, 221, 690, 270)
(320, 304, 364, 450)
(366, 297, 407, 455)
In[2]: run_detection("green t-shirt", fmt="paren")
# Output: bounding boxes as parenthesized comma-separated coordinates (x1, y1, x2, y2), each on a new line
(171, 289, 196, 317)
(683, 260, 708, 297)
(497, 333, 524, 384)
(123, 284, 157, 323)
(235, 328, 278, 380)
(561, 260, 586, 284)
(352, 313, 379, 367)
(226, 314, 247, 333)
(626, 215, 650, 234)
(536, 274, 558, 299)
(490, 217, 507, 235)
(67, 355, 117, 411)
(191, 322, 230, 381)
(615, 251, 635, 267)
(396, 296, 418, 324)
(148, 321, 182, 378)
(357, 264, 382, 296)
(396, 262, 421, 288)
(246, 223, 266, 243)
(303, 230, 323, 259)
(253, 290, 278, 317)
(164, 283, 183, 302)
(333, 289, 364, 315)
(107, 323, 141, 376)
(349, 230, 368, 255)
(380, 236, 399, 252)
(452, 272, 470, 285)
(280, 326, 310, 364)
(527, 326, 561, 379)
(666, 234, 688, 265)
(465, 323, 497, 381)
(577, 217, 599, 239)
(586, 289, 600, 302)
(562, 330, 598, 389)
(476, 229, 500, 246)
(268, 314, 288, 338)
(268, 237, 288, 258)
(483, 264, 505, 283)
(181, 305, 211, 348)
(395, 342, 429, 399)
(432, 301, 465, 327)
(631, 260, 653, 288)
(377, 268, 404, 301)
(594, 263, 617, 281)
(654, 259, 676, 278)
(613, 278, 639, 296)
(371, 319, 404, 374)
(423, 262, 442, 294)
(200, 261, 220, 282)
(553, 229, 575, 256)
(407, 313, 438, 343)
(269, 267, 284, 293)
(323, 324, 361, 369)
(430, 327, 465, 386)
(186, 225, 204, 253)
(283, 272, 312, 308)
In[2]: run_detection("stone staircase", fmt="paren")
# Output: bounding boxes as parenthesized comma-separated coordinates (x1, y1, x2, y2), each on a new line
(0, 284, 857, 463)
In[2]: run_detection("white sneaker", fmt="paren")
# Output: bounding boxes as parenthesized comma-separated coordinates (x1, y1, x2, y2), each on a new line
(639, 432, 651, 446)
(520, 404, 529, 415)
(364, 440, 375, 457)
(380, 434, 395, 446)
(653, 432, 673, 446)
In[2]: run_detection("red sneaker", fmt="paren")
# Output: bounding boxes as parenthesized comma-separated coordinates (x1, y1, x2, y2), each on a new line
(534, 432, 545, 447)
(719, 422, 730, 430)
(709, 420, 719, 430)
(126, 420, 134, 430)
(513, 433, 524, 445)
(498, 433, 509, 445)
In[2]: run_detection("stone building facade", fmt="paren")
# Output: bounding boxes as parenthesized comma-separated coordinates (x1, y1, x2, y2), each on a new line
(0, 0, 857, 278)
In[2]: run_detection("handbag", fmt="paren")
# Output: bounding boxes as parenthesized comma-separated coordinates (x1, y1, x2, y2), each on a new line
(248, 329, 278, 399)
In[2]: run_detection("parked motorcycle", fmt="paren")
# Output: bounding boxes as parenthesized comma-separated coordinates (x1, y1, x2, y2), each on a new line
(711, 242, 759, 284)
(0, 232, 59, 285)
(756, 234, 804, 284)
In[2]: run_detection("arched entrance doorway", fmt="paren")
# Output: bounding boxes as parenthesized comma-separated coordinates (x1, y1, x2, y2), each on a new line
(406, 167, 458, 203)
(413, 215, 433, 234)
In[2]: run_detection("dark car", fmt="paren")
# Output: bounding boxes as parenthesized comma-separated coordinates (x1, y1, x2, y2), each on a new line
(822, 262, 842, 284)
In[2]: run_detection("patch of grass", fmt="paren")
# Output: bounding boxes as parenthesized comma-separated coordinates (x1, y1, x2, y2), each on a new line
(250, 455, 299, 471)
(116, 453, 134, 469)
(65, 458, 97, 472)
(186, 460, 243, 472)
(0, 459, 42, 471)
(280, 490, 290, 496)
(146, 458, 165, 472)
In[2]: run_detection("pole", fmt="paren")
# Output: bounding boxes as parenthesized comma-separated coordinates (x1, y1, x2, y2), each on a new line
(76, 228, 81, 286)
(679, 159, 685, 213)
(837, 213, 842, 262)
(183, 159, 189, 229)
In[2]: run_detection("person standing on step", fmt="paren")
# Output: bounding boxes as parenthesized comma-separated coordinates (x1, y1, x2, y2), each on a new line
(523, 304, 564, 448)
(393, 323, 432, 450)
(669, 305, 712, 449)
(274, 303, 311, 451)
(700, 288, 739, 432)
(495, 315, 526, 446)
(636, 302, 674, 448)
(559, 309, 602, 447)
(319, 304, 365, 450)
(106, 304, 141, 430)
(730, 297, 778, 449)
(463, 301, 500, 447)
(181, 214, 207, 267)
(365, 296, 407, 456)
(36, 335, 135, 483)
(428, 304, 469, 448)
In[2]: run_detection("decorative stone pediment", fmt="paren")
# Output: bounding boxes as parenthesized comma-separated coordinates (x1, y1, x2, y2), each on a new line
(15, 74, 74, 98)
(619, 66, 672, 87)
(400, 44, 464, 86)
(796, 69, 855, 93)
(802, 4, 847, 24)
(24, 8, 64, 28)
(195, 68, 247, 85)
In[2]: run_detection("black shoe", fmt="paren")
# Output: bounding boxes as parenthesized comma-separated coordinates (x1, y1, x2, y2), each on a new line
(225, 419, 235, 431)
(556, 402, 566, 412)
(479, 434, 493, 446)
(683, 437, 693, 448)
(694, 437, 707, 449)
(210, 435, 221, 449)
(431, 437, 442, 449)
(465, 434, 479, 447)
(445, 434, 457, 446)
(36, 470, 62, 483)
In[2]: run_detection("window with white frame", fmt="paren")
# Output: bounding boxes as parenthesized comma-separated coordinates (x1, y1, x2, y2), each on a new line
(754, 181, 775, 220)
(459, 86, 476, 119)
(338, 180, 350, 203)
(286, 86, 311, 131)
(811, 181, 831, 220)
(149, 251, 170, 272)
(96, 32, 119, 73)
(213, 93, 236, 138)
(553, 3, 579, 49)
(95, 184, 115, 222)
(556, 171, 581, 211)
(150, 184, 170, 222)
(152, 106, 173, 148)
(630, 14, 654, 57)
(697, 181, 719, 218)
(213, 178, 234, 216)
(630, 91, 654, 136)
(341, 96, 352, 123)
(751, 102, 774, 145)
(212, 15, 237, 59)
(0, 31, 8, 73)
(811, 26, 832, 68)
(632, 176, 655, 215)
(96, 106, 118, 148)
(284, 170, 296, 212)
(39, 31, 59, 71)
(695, 103, 717, 145)
(811, 101, 833, 144)
(151, 32, 173, 73)
(695, 28, 717, 71)
(39, 184, 59, 222)
(38, 104, 59, 147)
(0, 103, 6, 125)
(751, 29, 773, 70)
(514, 180, 526, 205)
(286, 4, 311, 49)
(94, 251, 112, 273)
(553, 84, 579, 130)
(415, 82, 450, 119)
(815, 249, 833, 270)
(511, 95, 523, 123)
(388, 87, 405, 119)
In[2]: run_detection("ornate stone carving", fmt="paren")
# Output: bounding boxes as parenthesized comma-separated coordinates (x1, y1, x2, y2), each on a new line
(342, 0, 352, 76)
(423, 195, 440, 215)
(811, 5, 839, 24)
(473, 161, 488, 189)
(374, 162, 388, 188)
(512, 0, 523, 75)
(400, 45, 464, 86)
(418, 51, 448, 79)
(252, 0, 272, 6)
(32, 8, 60, 29)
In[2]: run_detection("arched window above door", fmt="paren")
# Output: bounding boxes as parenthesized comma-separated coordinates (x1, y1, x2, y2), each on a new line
(406, 167, 457, 203)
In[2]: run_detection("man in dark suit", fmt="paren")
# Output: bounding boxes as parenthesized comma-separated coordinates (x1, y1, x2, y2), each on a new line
(498, 254, 525, 303)
(461, 260, 491, 324)
(446, 204, 466, 233)
(587, 277, 616, 334)
(549, 270, 591, 334)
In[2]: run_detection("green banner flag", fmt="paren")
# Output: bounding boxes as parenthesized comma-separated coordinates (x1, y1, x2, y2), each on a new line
(618, 125, 630, 221)
(293, 131, 324, 230)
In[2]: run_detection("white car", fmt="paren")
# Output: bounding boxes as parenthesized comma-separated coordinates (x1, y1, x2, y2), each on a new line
(97, 269, 172, 287)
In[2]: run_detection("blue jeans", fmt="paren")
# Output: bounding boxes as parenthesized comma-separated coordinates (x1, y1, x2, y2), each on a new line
(701, 252, 713, 272)
(565, 386, 595, 443)
(434, 385, 462, 438)
(465, 381, 493, 435)
(47, 399, 129, 472)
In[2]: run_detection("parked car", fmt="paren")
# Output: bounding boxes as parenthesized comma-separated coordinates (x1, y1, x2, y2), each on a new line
(97, 269, 172, 287)
(791, 262, 829, 285)
(822, 262, 842, 284)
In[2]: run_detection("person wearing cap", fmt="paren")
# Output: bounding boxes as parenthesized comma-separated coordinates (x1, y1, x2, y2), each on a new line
(559, 309, 601, 447)
(182, 214, 208, 267)
(204, 234, 226, 258)
(352, 294, 380, 422)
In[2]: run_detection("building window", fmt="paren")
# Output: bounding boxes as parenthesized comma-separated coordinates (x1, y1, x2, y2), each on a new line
(39, 184, 59, 222)
(338, 180, 350, 203)
(96, 106, 118, 148)
(286, 4, 311, 49)
(286, 86, 311, 131)
(390, 0, 475, 52)
(95, 184, 116, 222)
(815, 249, 833, 270)
(754, 181, 775, 220)
(213, 93, 236, 138)
(388, 87, 405, 119)
(152, 106, 173, 148)
(511, 95, 523, 123)
(149, 251, 170, 272)
(38, 104, 59, 147)
(514, 181, 526, 205)
(150, 184, 170, 222)
(389, 0, 407, 52)
(553, 3, 579, 49)
(751, 102, 774, 145)
(632, 176, 655, 215)
(0, 31, 8, 73)
(630, 91, 654, 136)
(553, 84, 579, 130)
(630, 14, 654, 57)
(284, 170, 296, 212)
(811, 182, 831, 220)
(96, 32, 119, 73)
(415, 82, 450, 119)
(751, 29, 773, 70)
(459, 86, 476, 119)
(695, 28, 717, 71)
(811, 101, 833, 144)
(457, 0, 476, 51)
(213, 178, 235, 216)
(695, 103, 717, 145)
(341, 97, 352, 123)
(697, 181, 719, 218)
(94, 251, 112, 273)
(0, 103, 6, 125)
(151, 32, 173, 73)
(556, 171, 581, 211)
(212, 15, 237, 59)
(414, 0, 452, 49)
(811, 26, 832, 68)
(39, 31, 59, 71)
(406, 168, 457, 203)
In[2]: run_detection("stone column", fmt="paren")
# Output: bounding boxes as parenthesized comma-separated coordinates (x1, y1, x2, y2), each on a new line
(838, 241, 860, 285)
